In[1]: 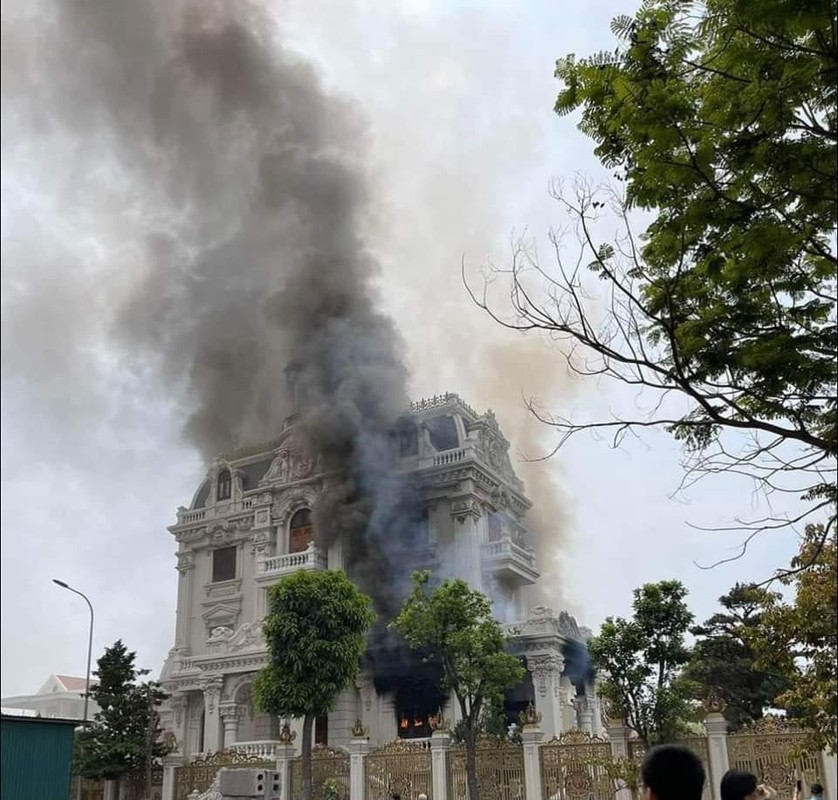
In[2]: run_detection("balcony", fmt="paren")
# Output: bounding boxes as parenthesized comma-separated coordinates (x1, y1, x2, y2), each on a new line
(481, 537, 539, 585)
(256, 542, 327, 580)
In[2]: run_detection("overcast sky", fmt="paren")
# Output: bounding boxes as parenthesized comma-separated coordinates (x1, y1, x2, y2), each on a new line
(1, 0, 803, 697)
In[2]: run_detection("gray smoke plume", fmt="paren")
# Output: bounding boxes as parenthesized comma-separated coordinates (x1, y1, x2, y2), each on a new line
(2, 0, 413, 614)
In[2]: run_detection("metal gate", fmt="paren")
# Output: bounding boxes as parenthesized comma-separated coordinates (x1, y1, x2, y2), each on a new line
(727, 718, 827, 799)
(449, 740, 525, 800)
(289, 745, 349, 800)
(365, 740, 432, 800)
(174, 751, 272, 800)
(541, 730, 615, 800)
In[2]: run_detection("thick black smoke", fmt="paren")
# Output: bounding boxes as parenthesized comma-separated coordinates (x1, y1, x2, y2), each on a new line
(3, 1, 417, 622)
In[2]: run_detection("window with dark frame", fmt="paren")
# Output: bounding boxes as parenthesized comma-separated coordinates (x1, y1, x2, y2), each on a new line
(217, 469, 232, 501)
(212, 546, 236, 583)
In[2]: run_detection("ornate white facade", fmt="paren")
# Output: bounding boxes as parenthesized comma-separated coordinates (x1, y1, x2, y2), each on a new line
(158, 393, 601, 760)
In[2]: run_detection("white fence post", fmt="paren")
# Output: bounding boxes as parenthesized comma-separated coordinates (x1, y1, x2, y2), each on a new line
(704, 713, 730, 800)
(275, 741, 296, 800)
(607, 721, 633, 800)
(348, 737, 369, 800)
(160, 755, 183, 800)
(521, 723, 544, 800)
(821, 750, 837, 800)
(430, 730, 451, 800)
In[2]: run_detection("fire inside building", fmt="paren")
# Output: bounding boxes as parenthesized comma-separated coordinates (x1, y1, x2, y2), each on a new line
(158, 393, 602, 756)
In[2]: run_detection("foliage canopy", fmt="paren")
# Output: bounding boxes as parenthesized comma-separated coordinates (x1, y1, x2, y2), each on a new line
(75, 640, 168, 787)
(469, 0, 837, 552)
(589, 580, 696, 745)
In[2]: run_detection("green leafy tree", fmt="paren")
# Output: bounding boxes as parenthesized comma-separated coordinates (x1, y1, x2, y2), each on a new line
(683, 583, 789, 730)
(749, 524, 837, 752)
(589, 581, 695, 745)
(468, 0, 837, 546)
(75, 641, 169, 796)
(391, 570, 525, 800)
(254, 570, 374, 800)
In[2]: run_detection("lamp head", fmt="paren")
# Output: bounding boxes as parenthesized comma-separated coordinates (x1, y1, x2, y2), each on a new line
(52, 579, 69, 588)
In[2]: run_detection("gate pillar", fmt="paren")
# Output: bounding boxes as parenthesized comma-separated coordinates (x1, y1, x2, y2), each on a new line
(430, 730, 451, 800)
(705, 712, 730, 800)
(348, 737, 369, 800)
(521, 724, 543, 800)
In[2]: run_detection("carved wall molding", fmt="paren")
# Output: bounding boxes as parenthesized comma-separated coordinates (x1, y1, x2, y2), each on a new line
(200, 675, 224, 714)
(261, 431, 317, 486)
(527, 653, 565, 698)
(271, 486, 320, 530)
(450, 497, 483, 524)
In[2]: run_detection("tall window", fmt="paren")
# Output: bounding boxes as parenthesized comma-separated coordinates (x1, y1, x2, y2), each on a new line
(212, 546, 236, 583)
(488, 513, 503, 542)
(315, 715, 328, 746)
(289, 508, 313, 554)
(217, 469, 232, 501)
(398, 424, 419, 458)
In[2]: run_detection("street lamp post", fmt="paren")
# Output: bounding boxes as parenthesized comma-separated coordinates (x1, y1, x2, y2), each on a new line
(53, 579, 94, 800)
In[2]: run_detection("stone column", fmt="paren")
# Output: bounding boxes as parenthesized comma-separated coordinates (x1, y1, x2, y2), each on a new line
(378, 693, 398, 743)
(607, 721, 633, 800)
(275, 739, 296, 800)
(220, 702, 242, 748)
(704, 713, 729, 800)
(169, 693, 189, 756)
(576, 697, 594, 736)
(175, 551, 195, 650)
(559, 678, 576, 733)
(201, 676, 224, 753)
(527, 654, 564, 739)
(430, 730, 451, 800)
(329, 687, 357, 750)
(348, 738, 370, 800)
(355, 674, 375, 739)
(521, 724, 544, 800)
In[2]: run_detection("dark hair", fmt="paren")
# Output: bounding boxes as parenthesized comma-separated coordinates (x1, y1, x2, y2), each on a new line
(811, 784, 824, 796)
(720, 770, 758, 800)
(641, 744, 705, 800)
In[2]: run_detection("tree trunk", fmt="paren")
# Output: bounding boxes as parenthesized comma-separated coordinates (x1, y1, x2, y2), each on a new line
(301, 713, 314, 800)
(465, 723, 480, 800)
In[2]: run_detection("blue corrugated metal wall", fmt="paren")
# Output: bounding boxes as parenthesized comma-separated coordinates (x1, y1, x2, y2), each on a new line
(1, 716, 77, 800)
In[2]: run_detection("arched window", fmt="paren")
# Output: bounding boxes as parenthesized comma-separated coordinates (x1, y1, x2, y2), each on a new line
(289, 508, 313, 554)
(217, 469, 232, 501)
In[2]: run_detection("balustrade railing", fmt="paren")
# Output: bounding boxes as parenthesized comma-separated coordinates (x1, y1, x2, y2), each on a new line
(481, 538, 536, 566)
(257, 543, 327, 575)
(433, 448, 467, 466)
(177, 508, 207, 524)
(230, 741, 281, 760)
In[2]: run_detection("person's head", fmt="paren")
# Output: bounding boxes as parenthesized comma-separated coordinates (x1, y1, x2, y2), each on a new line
(720, 770, 760, 800)
(418, 795, 428, 800)
(810, 784, 824, 799)
(641, 744, 706, 800)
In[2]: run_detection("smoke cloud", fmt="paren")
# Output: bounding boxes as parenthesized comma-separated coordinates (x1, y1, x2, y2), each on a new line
(2, 0, 578, 651)
(2, 0, 415, 619)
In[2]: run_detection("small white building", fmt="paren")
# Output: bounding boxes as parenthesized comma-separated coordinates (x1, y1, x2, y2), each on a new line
(158, 393, 601, 759)
(1, 674, 99, 721)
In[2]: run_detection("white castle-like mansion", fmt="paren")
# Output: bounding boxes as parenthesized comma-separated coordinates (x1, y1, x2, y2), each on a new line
(158, 393, 602, 759)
